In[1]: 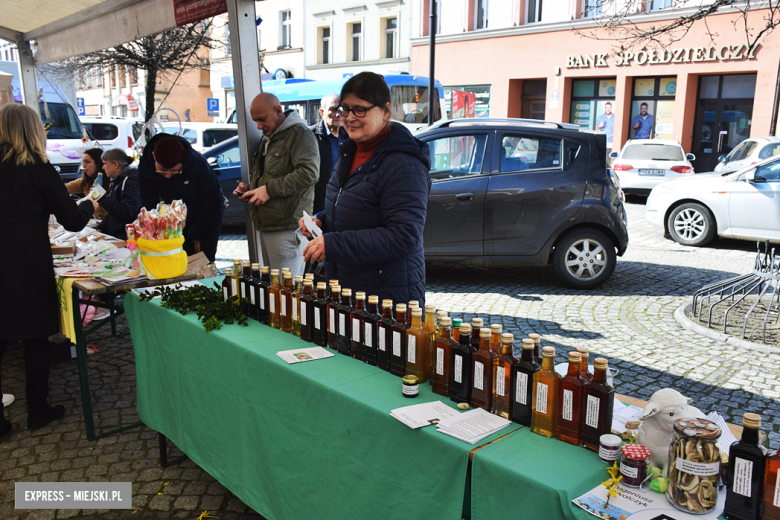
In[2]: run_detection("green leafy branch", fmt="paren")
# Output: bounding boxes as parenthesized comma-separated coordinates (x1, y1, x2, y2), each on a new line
(139, 283, 249, 332)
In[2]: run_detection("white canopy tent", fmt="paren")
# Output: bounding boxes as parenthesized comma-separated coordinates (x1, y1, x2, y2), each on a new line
(1, 0, 264, 261)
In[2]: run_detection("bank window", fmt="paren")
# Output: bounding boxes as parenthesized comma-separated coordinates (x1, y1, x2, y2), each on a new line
(280, 11, 292, 49)
(475, 0, 488, 29)
(582, 0, 602, 17)
(348, 22, 362, 61)
(318, 26, 331, 64)
(428, 134, 488, 180)
(500, 136, 563, 172)
(722, 74, 757, 98)
(569, 78, 616, 145)
(527, 0, 543, 23)
(383, 17, 398, 59)
(630, 77, 677, 141)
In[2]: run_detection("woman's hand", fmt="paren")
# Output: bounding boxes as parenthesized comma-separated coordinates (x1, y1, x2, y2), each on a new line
(299, 216, 322, 239)
(90, 199, 100, 212)
(303, 235, 326, 262)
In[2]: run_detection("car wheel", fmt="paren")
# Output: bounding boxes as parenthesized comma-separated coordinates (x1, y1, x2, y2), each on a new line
(667, 202, 716, 246)
(552, 228, 617, 289)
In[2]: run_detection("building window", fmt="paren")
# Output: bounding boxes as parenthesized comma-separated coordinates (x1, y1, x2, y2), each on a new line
(570, 79, 616, 147)
(582, 0, 602, 17)
(444, 85, 491, 119)
(475, 0, 488, 29)
(630, 76, 677, 140)
(318, 26, 331, 64)
(384, 18, 398, 59)
(110, 67, 117, 89)
(129, 67, 137, 86)
(257, 26, 262, 50)
(651, 0, 673, 9)
(85, 68, 94, 89)
(527, 0, 542, 23)
(119, 65, 127, 88)
(96, 66, 103, 87)
(348, 22, 362, 62)
(280, 10, 292, 49)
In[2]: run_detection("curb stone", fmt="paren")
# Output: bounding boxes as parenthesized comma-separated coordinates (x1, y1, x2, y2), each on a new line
(674, 302, 777, 353)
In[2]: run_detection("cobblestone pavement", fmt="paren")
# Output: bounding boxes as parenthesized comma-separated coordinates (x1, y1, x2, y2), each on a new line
(1, 200, 777, 519)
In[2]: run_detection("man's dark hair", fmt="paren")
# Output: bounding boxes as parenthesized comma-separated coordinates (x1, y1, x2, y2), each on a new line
(154, 137, 186, 168)
(604, 102, 612, 107)
(340, 72, 391, 108)
(640, 102, 648, 109)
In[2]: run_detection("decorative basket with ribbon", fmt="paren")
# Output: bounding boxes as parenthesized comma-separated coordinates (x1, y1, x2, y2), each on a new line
(137, 236, 187, 279)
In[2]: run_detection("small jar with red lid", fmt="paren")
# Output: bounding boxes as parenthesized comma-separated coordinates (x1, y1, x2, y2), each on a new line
(620, 444, 651, 487)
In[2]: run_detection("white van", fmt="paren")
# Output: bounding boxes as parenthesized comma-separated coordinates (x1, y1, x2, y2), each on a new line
(81, 116, 145, 151)
(160, 122, 238, 152)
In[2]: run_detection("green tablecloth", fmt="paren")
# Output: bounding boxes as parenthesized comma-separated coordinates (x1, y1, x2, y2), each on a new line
(125, 283, 511, 520)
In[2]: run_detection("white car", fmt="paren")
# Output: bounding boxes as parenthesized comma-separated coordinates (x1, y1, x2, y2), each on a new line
(610, 140, 695, 196)
(646, 155, 780, 246)
(81, 116, 145, 151)
(714, 136, 780, 174)
(160, 122, 238, 152)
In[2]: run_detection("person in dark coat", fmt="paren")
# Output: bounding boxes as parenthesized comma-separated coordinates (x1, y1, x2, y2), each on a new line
(310, 94, 348, 214)
(138, 135, 224, 261)
(93, 149, 141, 240)
(301, 72, 432, 307)
(0, 103, 94, 437)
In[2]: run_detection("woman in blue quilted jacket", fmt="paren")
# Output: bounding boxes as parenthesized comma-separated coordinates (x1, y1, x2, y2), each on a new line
(301, 72, 431, 307)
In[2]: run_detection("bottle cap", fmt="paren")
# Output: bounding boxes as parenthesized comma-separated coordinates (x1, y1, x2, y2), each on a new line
(303, 280, 313, 286)
(542, 346, 556, 358)
(621, 444, 651, 461)
(439, 317, 452, 326)
(332, 285, 341, 293)
(261, 266, 269, 273)
(271, 269, 279, 275)
(528, 333, 541, 344)
(594, 358, 608, 370)
(412, 308, 423, 317)
(329, 279, 339, 286)
(356, 292, 366, 300)
(436, 310, 448, 319)
(251, 263, 260, 270)
(282, 267, 291, 272)
(317, 282, 327, 289)
(294, 274, 303, 282)
(743, 413, 761, 429)
(408, 300, 419, 308)
(576, 346, 590, 358)
(480, 327, 491, 339)
(521, 338, 534, 349)
(425, 304, 436, 312)
(501, 333, 514, 344)
(342, 288, 352, 296)
(453, 318, 463, 327)
(402, 375, 419, 385)
(472, 318, 484, 327)
(368, 295, 379, 304)
(567, 352, 582, 364)
(224, 268, 233, 275)
(242, 260, 250, 267)
(396, 303, 407, 312)
(382, 299, 393, 308)
(233, 259, 240, 265)
(459, 323, 472, 335)
(284, 272, 292, 279)
(304, 273, 314, 279)
(491, 324, 502, 334)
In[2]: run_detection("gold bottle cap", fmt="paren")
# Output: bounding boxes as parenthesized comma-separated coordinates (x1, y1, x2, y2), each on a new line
(521, 338, 534, 349)
(436, 310, 448, 318)
(303, 280, 313, 286)
(439, 317, 452, 326)
(382, 299, 393, 308)
(743, 413, 761, 429)
(491, 324, 502, 334)
(304, 273, 314, 279)
(576, 346, 590, 359)
(396, 303, 407, 312)
(528, 333, 541, 344)
(567, 352, 582, 364)
(472, 318, 484, 327)
(408, 300, 419, 307)
(294, 274, 303, 282)
(283, 272, 292, 279)
(317, 282, 327, 289)
(251, 263, 260, 269)
(425, 304, 436, 312)
(542, 346, 556, 358)
(224, 268, 233, 275)
(356, 292, 366, 300)
(594, 358, 609, 370)
(261, 266, 269, 273)
(479, 327, 491, 339)
(411, 308, 423, 317)
(368, 295, 379, 304)
(332, 285, 341, 293)
(402, 375, 419, 385)
(459, 323, 472, 335)
(282, 267, 291, 272)
(501, 333, 514, 344)
(242, 260, 250, 267)
(342, 288, 352, 296)
(271, 269, 279, 275)
(329, 279, 339, 286)
(233, 259, 240, 265)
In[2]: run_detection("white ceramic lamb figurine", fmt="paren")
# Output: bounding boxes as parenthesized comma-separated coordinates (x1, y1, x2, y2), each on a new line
(636, 388, 706, 476)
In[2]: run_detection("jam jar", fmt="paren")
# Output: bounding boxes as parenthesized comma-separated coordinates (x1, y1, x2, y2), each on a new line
(620, 444, 651, 487)
(667, 417, 722, 514)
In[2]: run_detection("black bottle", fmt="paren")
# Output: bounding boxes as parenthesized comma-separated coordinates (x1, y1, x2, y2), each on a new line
(327, 285, 341, 350)
(257, 266, 270, 325)
(450, 323, 476, 404)
(350, 293, 367, 360)
(363, 296, 380, 366)
(336, 289, 353, 356)
(725, 413, 767, 520)
(247, 263, 261, 320)
(510, 338, 541, 426)
(377, 299, 395, 372)
(299, 280, 315, 342)
(312, 282, 328, 347)
(389, 304, 408, 376)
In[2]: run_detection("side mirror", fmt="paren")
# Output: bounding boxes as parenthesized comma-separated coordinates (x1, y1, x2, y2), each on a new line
(744, 168, 756, 183)
(609, 151, 619, 159)
(207, 157, 221, 176)
(686, 153, 696, 161)
(718, 155, 727, 163)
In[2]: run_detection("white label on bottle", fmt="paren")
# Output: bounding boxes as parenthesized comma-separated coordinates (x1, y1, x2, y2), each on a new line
(676, 457, 720, 477)
(281, 295, 287, 316)
(378, 329, 386, 351)
(353, 319, 361, 343)
(260, 288, 265, 310)
(292, 297, 298, 320)
(240, 281, 246, 298)
(599, 446, 619, 461)
(474, 361, 484, 391)
(300, 302, 307, 325)
(314, 308, 320, 330)
(773, 469, 780, 507)
(269, 293, 275, 313)
(585, 395, 600, 429)
(231, 279, 237, 296)
(455, 356, 463, 384)
(620, 461, 639, 479)
(329, 309, 335, 333)
(393, 331, 401, 356)
(436, 348, 444, 375)
(402, 383, 418, 396)
(496, 367, 505, 396)
(536, 382, 548, 414)
(562, 390, 573, 421)
(339, 314, 346, 337)
(515, 373, 529, 405)
(732, 458, 754, 497)
(407, 335, 416, 363)
(250, 288, 255, 305)
(223, 287, 228, 302)
(364, 323, 372, 347)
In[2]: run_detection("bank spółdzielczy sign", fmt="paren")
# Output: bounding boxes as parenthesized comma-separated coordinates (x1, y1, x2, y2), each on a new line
(174, 0, 228, 27)
(567, 44, 758, 68)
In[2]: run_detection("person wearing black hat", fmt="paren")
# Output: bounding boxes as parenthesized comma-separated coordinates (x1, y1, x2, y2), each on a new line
(138, 134, 224, 261)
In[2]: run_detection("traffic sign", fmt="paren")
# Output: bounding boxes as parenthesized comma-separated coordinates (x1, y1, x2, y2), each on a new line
(76, 98, 85, 116)
(207, 98, 219, 117)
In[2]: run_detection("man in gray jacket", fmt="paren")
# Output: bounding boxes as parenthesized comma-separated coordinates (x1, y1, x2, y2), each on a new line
(235, 93, 319, 274)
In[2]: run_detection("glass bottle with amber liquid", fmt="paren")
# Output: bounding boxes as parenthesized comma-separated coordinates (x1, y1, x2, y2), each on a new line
(763, 448, 780, 520)
(580, 358, 615, 452)
(291, 275, 303, 337)
(725, 413, 767, 520)
(555, 351, 585, 446)
(471, 328, 497, 412)
(531, 346, 560, 438)
(312, 282, 328, 347)
(363, 296, 380, 366)
(492, 333, 517, 419)
(450, 323, 475, 404)
(350, 293, 367, 361)
(389, 304, 408, 377)
(577, 346, 593, 382)
(452, 319, 463, 342)
(257, 266, 271, 325)
(377, 299, 394, 371)
(247, 264, 261, 319)
(239, 261, 252, 315)
(222, 268, 235, 303)
(336, 288, 353, 356)
(268, 269, 281, 329)
(423, 305, 437, 385)
(490, 324, 502, 357)
(299, 280, 314, 342)
(528, 333, 542, 366)
(405, 308, 430, 383)
(510, 338, 540, 426)
(326, 285, 341, 349)
(406, 301, 419, 327)
(431, 317, 457, 397)
(470, 318, 483, 351)
(280, 272, 294, 333)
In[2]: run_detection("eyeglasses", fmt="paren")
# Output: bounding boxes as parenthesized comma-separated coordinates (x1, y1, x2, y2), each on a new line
(156, 167, 182, 177)
(326, 107, 340, 114)
(338, 105, 377, 118)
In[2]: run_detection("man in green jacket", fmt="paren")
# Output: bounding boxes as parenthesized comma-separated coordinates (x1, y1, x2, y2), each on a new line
(235, 93, 319, 275)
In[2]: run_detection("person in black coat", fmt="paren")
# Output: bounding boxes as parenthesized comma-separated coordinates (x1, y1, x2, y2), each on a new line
(309, 94, 348, 214)
(0, 104, 94, 437)
(93, 149, 142, 240)
(301, 72, 432, 307)
(138, 134, 224, 261)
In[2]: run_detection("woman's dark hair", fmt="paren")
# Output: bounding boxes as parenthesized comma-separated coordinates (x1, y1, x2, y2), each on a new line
(82, 148, 106, 189)
(340, 72, 391, 108)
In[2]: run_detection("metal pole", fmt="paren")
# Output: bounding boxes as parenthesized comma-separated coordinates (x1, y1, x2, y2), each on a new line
(17, 41, 39, 109)
(770, 55, 780, 136)
(226, 0, 264, 264)
(428, 0, 436, 126)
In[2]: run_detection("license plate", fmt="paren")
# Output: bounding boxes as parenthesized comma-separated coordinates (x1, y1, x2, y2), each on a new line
(639, 169, 665, 176)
